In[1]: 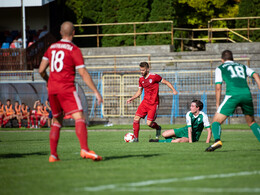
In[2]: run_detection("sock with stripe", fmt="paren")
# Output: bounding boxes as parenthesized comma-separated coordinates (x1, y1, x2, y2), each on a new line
(150, 122, 160, 129)
(250, 123, 260, 142)
(133, 120, 140, 139)
(158, 138, 173, 143)
(212, 122, 221, 141)
(49, 122, 61, 157)
(75, 119, 89, 151)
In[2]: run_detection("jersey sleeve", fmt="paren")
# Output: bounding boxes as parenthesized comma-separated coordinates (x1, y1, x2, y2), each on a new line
(245, 65, 255, 77)
(215, 67, 223, 84)
(154, 74, 162, 83)
(72, 47, 85, 69)
(202, 112, 210, 128)
(42, 48, 49, 61)
(139, 78, 143, 88)
(186, 112, 192, 127)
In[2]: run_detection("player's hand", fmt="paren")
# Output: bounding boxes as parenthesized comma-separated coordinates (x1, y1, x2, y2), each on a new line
(95, 92, 103, 106)
(127, 98, 132, 104)
(173, 90, 178, 95)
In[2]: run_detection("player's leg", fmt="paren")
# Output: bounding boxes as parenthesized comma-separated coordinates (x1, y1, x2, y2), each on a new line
(149, 129, 175, 142)
(205, 113, 227, 152)
(133, 115, 141, 141)
(171, 137, 189, 143)
(147, 104, 161, 138)
(245, 115, 260, 142)
(49, 115, 63, 162)
(162, 129, 176, 138)
(241, 95, 260, 142)
(0, 114, 3, 127)
(17, 114, 22, 128)
(60, 91, 102, 161)
(26, 114, 30, 128)
(48, 94, 63, 162)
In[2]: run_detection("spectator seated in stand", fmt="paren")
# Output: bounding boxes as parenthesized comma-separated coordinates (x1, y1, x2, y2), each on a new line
(38, 25, 48, 39)
(1, 42, 10, 49)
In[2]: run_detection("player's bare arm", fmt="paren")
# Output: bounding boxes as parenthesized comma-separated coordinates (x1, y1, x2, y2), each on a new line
(252, 72, 260, 90)
(127, 87, 142, 104)
(161, 79, 178, 95)
(39, 59, 49, 82)
(188, 127, 192, 143)
(215, 84, 222, 110)
(206, 127, 212, 143)
(77, 67, 103, 106)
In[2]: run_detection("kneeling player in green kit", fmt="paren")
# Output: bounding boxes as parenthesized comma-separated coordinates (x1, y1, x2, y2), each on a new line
(149, 100, 211, 143)
(205, 50, 260, 152)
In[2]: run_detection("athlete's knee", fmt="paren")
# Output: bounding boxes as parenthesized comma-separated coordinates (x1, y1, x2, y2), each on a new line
(134, 115, 141, 122)
(147, 121, 153, 127)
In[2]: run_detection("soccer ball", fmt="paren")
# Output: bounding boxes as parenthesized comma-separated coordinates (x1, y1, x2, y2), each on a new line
(124, 132, 135, 142)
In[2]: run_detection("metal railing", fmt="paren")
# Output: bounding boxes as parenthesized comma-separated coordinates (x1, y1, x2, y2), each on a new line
(74, 17, 260, 50)
(74, 21, 174, 47)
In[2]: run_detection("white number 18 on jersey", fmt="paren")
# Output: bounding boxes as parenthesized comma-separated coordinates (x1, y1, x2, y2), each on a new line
(51, 50, 65, 72)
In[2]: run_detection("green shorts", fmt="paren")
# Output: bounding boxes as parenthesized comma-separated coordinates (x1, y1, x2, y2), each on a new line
(217, 94, 254, 116)
(174, 126, 188, 138)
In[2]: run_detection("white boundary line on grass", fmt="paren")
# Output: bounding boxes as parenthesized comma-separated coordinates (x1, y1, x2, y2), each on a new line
(76, 170, 260, 192)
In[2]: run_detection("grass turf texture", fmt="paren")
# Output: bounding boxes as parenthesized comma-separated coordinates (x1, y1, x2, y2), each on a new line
(0, 123, 253, 131)
(0, 130, 259, 195)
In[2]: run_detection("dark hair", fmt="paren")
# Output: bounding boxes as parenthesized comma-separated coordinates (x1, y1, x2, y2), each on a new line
(192, 100, 203, 111)
(221, 50, 233, 61)
(6, 99, 11, 102)
(139, 62, 149, 69)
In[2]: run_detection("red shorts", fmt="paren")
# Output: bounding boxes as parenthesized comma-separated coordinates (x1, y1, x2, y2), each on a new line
(48, 91, 83, 118)
(136, 101, 158, 121)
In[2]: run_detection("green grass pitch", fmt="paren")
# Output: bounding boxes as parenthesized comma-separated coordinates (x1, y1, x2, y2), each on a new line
(0, 128, 260, 195)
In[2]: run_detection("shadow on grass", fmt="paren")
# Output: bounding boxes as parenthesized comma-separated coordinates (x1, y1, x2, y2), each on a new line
(103, 153, 161, 161)
(0, 151, 48, 159)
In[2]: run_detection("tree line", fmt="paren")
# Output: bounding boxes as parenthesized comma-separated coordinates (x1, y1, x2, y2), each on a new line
(62, 0, 260, 49)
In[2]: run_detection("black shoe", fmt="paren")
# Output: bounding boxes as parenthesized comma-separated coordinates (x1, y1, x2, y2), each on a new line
(156, 126, 161, 139)
(149, 139, 159, 142)
(133, 138, 139, 142)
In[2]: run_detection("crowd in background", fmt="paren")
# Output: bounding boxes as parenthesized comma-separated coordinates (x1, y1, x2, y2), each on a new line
(0, 99, 52, 128)
(0, 25, 49, 49)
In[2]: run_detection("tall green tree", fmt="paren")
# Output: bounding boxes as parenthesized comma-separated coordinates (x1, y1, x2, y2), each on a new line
(235, 0, 260, 41)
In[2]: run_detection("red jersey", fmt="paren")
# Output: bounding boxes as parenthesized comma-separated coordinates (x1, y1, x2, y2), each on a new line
(43, 39, 85, 94)
(139, 73, 162, 105)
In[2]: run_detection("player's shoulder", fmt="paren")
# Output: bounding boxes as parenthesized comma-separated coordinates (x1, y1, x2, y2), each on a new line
(199, 111, 208, 117)
(186, 111, 192, 117)
(150, 73, 160, 77)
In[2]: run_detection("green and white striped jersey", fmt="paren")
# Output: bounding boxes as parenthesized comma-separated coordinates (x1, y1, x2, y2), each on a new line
(186, 111, 210, 141)
(215, 61, 255, 95)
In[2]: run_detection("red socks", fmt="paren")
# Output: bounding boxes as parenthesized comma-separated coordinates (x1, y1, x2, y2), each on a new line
(133, 120, 140, 139)
(150, 122, 159, 129)
(19, 122, 21, 128)
(49, 122, 61, 157)
(30, 116, 34, 126)
(75, 119, 89, 151)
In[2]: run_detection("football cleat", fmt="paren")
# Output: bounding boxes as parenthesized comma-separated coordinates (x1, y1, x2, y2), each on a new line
(49, 155, 60, 162)
(80, 150, 102, 161)
(132, 138, 139, 142)
(205, 140, 223, 152)
(149, 139, 159, 142)
(156, 126, 161, 139)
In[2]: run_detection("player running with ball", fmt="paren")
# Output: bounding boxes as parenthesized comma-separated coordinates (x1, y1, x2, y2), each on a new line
(127, 62, 178, 142)
(39, 21, 103, 162)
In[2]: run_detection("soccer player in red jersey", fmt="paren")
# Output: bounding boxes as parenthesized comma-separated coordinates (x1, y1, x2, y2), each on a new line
(39, 21, 103, 162)
(127, 62, 178, 141)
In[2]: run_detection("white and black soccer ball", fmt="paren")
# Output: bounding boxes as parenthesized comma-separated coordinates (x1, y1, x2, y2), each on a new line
(124, 132, 135, 142)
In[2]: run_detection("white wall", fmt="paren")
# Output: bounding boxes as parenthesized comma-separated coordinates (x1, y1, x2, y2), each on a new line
(0, 0, 54, 7)
(0, 4, 49, 32)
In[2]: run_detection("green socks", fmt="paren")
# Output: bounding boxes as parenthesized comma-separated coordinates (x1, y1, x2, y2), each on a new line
(212, 122, 221, 141)
(250, 123, 260, 142)
(158, 138, 173, 143)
